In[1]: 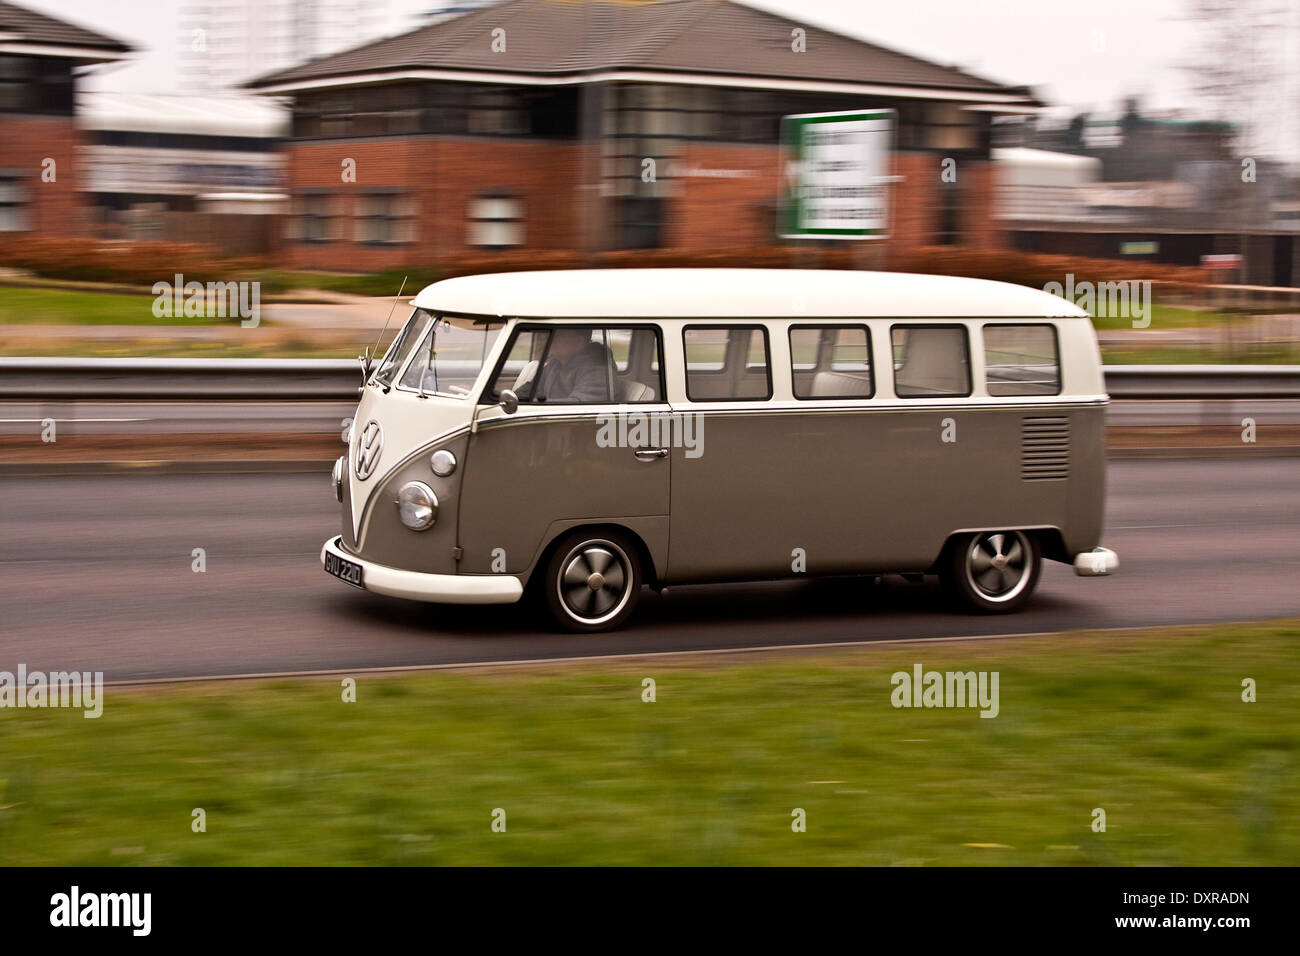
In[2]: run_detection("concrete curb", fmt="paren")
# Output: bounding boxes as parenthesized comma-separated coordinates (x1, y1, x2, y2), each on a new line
(94, 616, 1300, 688)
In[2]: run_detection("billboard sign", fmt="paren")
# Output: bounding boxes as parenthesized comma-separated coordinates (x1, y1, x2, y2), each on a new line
(780, 109, 894, 239)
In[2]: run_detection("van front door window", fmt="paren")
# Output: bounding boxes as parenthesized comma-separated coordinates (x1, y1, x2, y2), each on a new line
(533, 328, 612, 403)
(490, 327, 662, 405)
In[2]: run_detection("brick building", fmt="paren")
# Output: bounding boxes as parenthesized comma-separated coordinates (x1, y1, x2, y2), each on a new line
(0, 1, 130, 237)
(248, 0, 1039, 271)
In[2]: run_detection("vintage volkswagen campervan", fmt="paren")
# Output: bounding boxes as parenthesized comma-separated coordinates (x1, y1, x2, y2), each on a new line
(322, 269, 1117, 631)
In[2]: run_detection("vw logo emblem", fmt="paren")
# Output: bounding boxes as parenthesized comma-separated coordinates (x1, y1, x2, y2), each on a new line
(355, 420, 383, 480)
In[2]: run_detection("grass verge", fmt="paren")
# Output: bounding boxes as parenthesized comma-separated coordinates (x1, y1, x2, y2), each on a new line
(1, 620, 1296, 865)
(0, 287, 248, 326)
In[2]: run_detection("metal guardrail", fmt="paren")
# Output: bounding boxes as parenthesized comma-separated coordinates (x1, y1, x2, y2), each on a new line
(0, 357, 363, 401)
(1102, 365, 1300, 400)
(1, 357, 1299, 401)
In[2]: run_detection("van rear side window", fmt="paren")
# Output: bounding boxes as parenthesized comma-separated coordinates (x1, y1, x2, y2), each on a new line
(891, 325, 971, 398)
(983, 324, 1061, 396)
(683, 326, 772, 401)
(790, 325, 874, 399)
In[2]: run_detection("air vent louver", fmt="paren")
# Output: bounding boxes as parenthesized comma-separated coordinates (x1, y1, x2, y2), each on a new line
(1021, 416, 1069, 480)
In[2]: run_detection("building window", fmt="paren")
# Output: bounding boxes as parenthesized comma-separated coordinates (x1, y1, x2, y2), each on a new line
(0, 171, 28, 232)
(466, 88, 530, 136)
(0, 55, 74, 115)
(937, 178, 961, 245)
(0, 56, 28, 111)
(356, 192, 414, 244)
(614, 197, 664, 250)
(468, 194, 523, 248)
(923, 102, 978, 152)
(286, 193, 341, 243)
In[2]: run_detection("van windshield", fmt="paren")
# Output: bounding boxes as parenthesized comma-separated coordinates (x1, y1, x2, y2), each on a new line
(372, 309, 431, 387)
(398, 311, 504, 398)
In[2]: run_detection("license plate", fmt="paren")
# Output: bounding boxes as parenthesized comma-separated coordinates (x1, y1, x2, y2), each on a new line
(325, 551, 364, 588)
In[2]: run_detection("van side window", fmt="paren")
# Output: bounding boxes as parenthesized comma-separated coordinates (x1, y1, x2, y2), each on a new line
(983, 324, 1061, 396)
(789, 325, 873, 399)
(890, 325, 971, 398)
(487, 326, 662, 404)
(683, 326, 772, 401)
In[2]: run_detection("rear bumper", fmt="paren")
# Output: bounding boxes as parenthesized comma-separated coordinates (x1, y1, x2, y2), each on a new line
(320, 536, 524, 604)
(1073, 547, 1119, 576)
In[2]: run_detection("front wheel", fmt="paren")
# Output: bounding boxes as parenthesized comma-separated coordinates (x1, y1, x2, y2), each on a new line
(941, 530, 1040, 613)
(544, 531, 642, 632)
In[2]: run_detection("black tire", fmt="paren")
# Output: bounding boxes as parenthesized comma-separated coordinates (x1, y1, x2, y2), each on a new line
(941, 530, 1040, 613)
(543, 530, 642, 632)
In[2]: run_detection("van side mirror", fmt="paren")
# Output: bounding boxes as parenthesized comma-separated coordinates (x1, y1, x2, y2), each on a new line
(499, 389, 519, 415)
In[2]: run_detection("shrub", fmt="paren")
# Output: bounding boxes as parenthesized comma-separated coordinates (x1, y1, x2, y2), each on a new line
(0, 237, 269, 286)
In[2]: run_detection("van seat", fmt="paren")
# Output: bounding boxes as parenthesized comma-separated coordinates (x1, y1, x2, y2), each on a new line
(618, 379, 655, 402)
(809, 370, 870, 397)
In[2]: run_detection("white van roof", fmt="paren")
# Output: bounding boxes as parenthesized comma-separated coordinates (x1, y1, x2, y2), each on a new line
(408, 269, 1090, 320)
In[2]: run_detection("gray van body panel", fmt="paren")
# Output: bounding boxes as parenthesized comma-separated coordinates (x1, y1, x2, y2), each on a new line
(662, 402, 1103, 583)
(457, 412, 671, 579)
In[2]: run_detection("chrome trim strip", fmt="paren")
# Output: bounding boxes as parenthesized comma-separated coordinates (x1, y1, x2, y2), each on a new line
(471, 399, 1108, 429)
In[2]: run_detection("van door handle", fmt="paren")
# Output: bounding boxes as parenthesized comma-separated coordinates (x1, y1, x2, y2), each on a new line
(633, 447, 669, 461)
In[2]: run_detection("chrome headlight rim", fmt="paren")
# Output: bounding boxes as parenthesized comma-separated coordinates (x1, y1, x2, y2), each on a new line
(430, 448, 457, 477)
(396, 480, 438, 531)
(331, 456, 344, 502)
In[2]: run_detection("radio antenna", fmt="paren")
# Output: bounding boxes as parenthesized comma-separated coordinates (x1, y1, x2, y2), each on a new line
(361, 274, 405, 382)
(368, 275, 409, 366)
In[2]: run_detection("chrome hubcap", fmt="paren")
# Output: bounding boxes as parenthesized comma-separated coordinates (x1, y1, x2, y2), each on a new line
(559, 542, 630, 622)
(966, 531, 1031, 602)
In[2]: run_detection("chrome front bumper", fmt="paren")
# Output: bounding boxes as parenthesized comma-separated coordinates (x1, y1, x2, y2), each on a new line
(320, 536, 524, 604)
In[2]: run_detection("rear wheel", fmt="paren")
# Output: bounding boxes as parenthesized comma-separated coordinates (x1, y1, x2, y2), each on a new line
(544, 531, 642, 632)
(942, 530, 1040, 613)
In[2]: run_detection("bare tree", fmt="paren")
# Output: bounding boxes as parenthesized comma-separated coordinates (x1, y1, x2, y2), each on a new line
(1181, 0, 1291, 286)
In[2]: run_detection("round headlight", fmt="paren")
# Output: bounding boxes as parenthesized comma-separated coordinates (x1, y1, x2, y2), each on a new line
(430, 449, 457, 477)
(396, 481, 438, 531)
(331, 456, 344, 502)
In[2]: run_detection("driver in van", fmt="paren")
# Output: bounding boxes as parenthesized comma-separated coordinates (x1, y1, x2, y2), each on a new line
(532, 327, 611, 403)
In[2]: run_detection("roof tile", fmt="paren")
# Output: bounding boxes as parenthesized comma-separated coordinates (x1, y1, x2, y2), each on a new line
(248, 0, 1017, 96)
(0, 0, 131, 53)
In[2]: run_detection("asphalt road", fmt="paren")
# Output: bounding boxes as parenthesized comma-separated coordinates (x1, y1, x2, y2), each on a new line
(3, 399, 1300, 436)
(1, 458, 1297, 682)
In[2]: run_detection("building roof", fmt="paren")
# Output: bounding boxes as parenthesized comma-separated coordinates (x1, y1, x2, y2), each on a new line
(0, 0, 131, 60)
(410, 269, 1089, 319)
(248, 0, 1035, 105)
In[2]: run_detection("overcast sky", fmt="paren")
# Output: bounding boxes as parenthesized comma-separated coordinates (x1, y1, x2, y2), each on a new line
(26, 0, 1300, 160)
